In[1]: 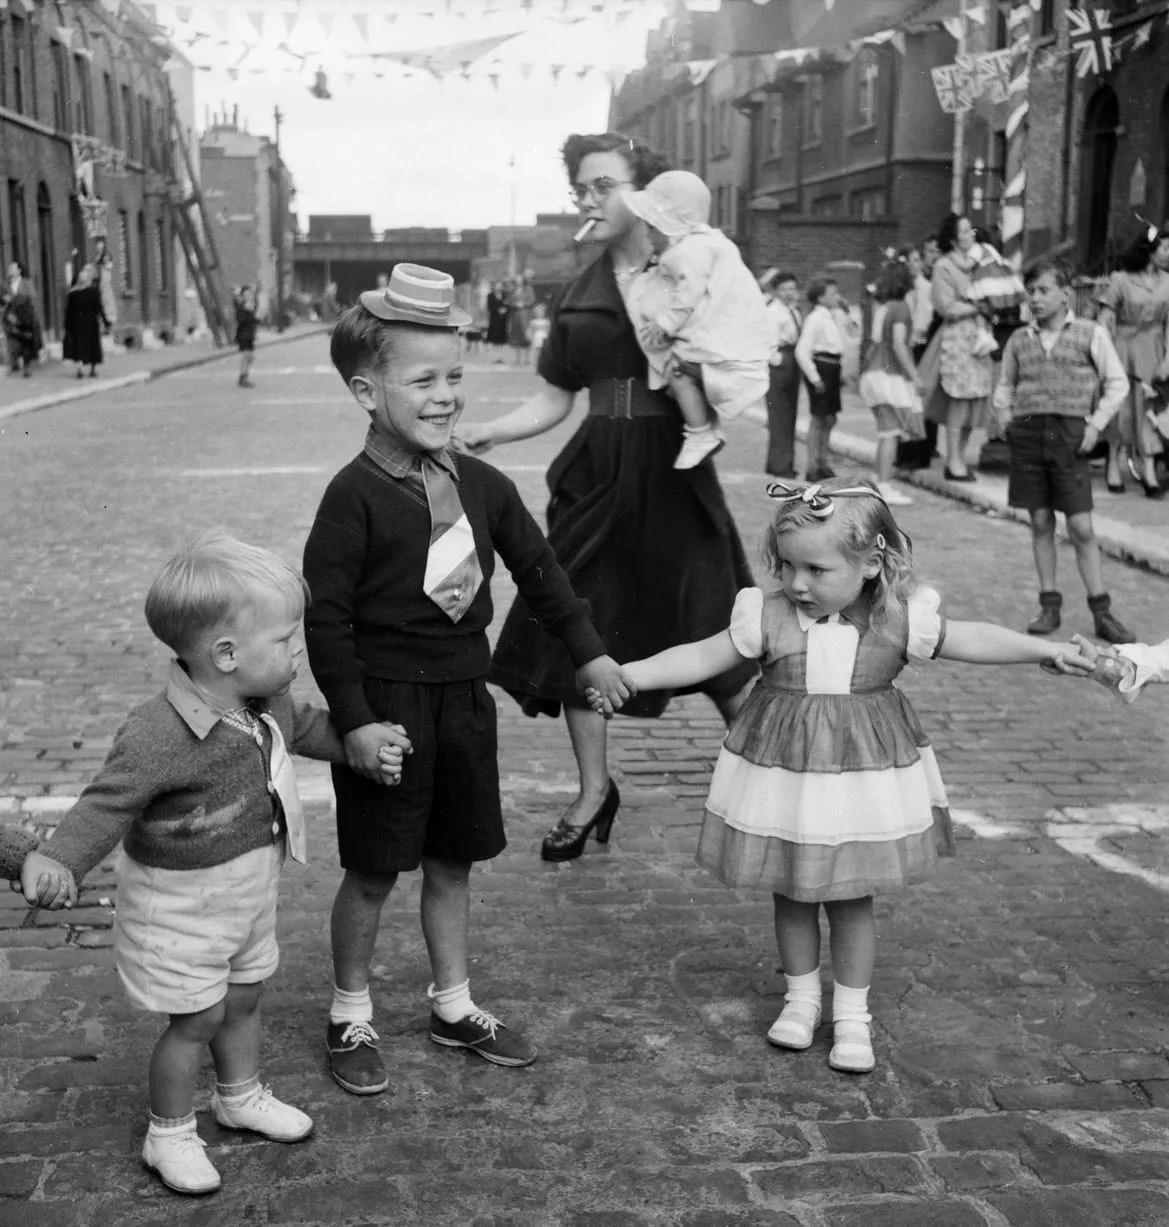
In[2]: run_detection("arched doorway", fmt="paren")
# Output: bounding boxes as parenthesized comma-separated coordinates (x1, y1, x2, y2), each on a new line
(36, 183, 58, 335)
(1079, 86, 1119, 272)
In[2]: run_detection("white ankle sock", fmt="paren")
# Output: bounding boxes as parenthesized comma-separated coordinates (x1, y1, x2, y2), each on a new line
(428, 979, 473, 1023)
(147, 1111, 197, 1135)
(683, 423, 715, 437)
(832, 982, 871, 1025)
(215, 1074, 260, 1103)
(783, 969, 822, 1012)
(329, 984, 372, 1025)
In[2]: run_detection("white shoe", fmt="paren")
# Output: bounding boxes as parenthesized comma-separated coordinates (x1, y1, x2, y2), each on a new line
(674, 429, 724, 470)
(828, 1020, 875, 1073)
(766, 1000, 822, 1050)
(212, 1084, 313, 1142)
(876, 481, 913, 507)
(142, 1126, 221, 1195)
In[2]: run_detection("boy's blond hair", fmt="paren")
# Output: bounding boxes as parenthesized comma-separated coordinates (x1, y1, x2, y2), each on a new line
(144, 530, 308, 657)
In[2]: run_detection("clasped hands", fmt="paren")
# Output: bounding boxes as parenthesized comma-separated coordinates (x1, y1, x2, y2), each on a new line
(575, 656, 637, 720)
(342, 722, 414, 784)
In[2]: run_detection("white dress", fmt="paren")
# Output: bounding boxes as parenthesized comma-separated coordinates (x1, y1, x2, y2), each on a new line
(696, 586, 955, 900)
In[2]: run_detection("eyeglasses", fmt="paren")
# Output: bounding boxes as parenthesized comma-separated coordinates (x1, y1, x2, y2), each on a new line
(568, 177, 632, 206)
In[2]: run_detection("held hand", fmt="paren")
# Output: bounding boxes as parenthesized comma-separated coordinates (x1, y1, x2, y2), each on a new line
(375, 722, 411, 785)
(583, 685, 612, 719)
(344, 723, 399, 785)
(1077, 424, 1100, 456)
(1039, 642, 1093, 676)
(576, 656, 636, 716)
(639, 323, 670, 351)
(19, 851, 77, 908)
(1068, 633, 1100, 666)
(454, 422, 495, 456)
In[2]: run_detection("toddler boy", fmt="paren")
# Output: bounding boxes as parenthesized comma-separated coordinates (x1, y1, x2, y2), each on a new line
(304, 263, 624, 1093)
(33, 532, 407, 1194)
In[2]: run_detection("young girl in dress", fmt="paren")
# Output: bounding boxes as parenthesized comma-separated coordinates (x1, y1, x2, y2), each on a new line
(586, 479, 1087, 1073)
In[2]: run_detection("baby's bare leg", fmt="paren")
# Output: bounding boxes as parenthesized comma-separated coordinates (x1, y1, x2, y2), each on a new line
(668, 365, 714, 430)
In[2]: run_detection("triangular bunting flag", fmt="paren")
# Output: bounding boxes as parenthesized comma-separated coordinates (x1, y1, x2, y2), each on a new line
(247, 10, 264, 37)
(319, 12, 333, 36)
(283, 11, 297, 35)
(353, 13, 368, 39)
(176, 5, 192, 21)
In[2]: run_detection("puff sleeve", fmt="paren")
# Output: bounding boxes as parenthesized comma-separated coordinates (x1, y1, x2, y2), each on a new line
(906, 586, 946, 662)
(728, 587, 765, 659)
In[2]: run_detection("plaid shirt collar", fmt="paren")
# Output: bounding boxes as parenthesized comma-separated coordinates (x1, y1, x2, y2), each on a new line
(362, 426, 460, 481)
(165, 660, 235, 740)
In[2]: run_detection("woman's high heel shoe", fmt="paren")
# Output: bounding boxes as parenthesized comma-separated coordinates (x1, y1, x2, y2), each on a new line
(540, 780, 620, 862)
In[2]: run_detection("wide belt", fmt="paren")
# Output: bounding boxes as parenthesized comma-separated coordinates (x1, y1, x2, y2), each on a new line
(587, 377, 674, 419)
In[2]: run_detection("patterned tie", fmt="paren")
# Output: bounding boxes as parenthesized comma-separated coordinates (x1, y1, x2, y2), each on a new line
(421, 454, 482, 622)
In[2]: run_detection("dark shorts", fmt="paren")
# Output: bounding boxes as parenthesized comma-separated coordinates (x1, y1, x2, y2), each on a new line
(333, 678, 506, 874)
(806, 355, 842, 419)
(1006, 414, 1093, 516)
(237, 336, 256, 353)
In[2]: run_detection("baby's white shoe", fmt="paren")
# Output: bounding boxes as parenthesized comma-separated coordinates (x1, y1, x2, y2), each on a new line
(767, 1000, 822, 1050)
(212, 1083, 313, 1142)
(142, 1124, 221, 1195)
(674, 426, 724, 470)
(828, 1020, 875, 1073)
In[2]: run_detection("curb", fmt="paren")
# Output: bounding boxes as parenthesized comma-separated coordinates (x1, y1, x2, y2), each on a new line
(742, 404, 1169, 580)
(0, 325, 329, 425)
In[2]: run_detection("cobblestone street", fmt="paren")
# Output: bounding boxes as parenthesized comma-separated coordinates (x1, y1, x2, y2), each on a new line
(4, 335, 1169, 1225)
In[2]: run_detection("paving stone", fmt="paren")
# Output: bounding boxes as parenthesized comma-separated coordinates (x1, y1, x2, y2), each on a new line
(991, 1081, 1144, 1112)
(822, 1202, 989, 1227)
(818, 1119, 926, 1154)
(988, 1187, 1169, 1225)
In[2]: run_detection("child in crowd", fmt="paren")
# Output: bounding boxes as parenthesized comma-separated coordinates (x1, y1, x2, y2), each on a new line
(30, 532, 409, 1196)
(795, 279, 846, 482)
(759, 269, 803, 479)
(586, 479, 1087, 1074)
(303, 264, 625, 1095)
(622, 170, 771, 470)
(859, 261, 919, 508)
(2, 825, 75, 906)
(235, 286, 258, 388)
(528, 300, 550, 363)
(993, 259, 1135, 643)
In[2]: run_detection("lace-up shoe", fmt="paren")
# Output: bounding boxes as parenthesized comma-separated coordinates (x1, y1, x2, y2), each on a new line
(212, 1084, 313, 1141)
(429, 1007, 537, 1067)
(142, 1127, 221, 1195)
(326, 1020, 389, 1094)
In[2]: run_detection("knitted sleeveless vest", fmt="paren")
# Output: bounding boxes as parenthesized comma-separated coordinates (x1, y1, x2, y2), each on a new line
(1012, 319, 1100, 419)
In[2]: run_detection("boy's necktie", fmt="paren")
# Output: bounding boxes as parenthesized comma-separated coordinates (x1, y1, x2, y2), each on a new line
(421, 453, 482, 622)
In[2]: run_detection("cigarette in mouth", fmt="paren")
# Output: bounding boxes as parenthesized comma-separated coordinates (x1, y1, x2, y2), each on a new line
(573, 219, 597, 243)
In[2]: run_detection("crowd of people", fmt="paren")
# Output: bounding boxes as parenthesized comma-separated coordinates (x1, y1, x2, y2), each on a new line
(5, 129, 1169, 1200)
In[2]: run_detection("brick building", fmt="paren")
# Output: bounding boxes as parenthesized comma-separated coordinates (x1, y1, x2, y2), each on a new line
(0, 0, 186, 344)
(199, 109, 295, 325)
(1013, 0, 1169, 272)
(608, 0, 958, 286)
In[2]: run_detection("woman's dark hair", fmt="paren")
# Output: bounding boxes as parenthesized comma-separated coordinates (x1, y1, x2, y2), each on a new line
(561, 133, 671, 189)
(936, 213, 970, 254)
(877, 261, 914, 302)
(1119, 230, 1158, 273)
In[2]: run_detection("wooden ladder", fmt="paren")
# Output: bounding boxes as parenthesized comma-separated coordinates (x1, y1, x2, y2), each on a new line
(166, 88, 233, 347)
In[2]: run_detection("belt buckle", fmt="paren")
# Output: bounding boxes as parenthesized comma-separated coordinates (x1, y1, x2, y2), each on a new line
(614, 378, 633, 419)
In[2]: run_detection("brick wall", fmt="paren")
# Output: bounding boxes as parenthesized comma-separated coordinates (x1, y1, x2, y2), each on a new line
(747, 214, 899, 287)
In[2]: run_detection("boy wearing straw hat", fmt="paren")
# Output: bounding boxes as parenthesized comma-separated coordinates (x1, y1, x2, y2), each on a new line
(304, 263, 626, 1094)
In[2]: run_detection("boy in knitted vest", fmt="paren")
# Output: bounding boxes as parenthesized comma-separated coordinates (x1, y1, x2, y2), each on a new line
(993, 260, 1136, 644)
(30, 532, 409, 1196)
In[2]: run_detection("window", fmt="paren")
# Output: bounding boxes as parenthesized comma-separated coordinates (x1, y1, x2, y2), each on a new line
(139, 96, 153, 169)
(118, 208, 132, 293)
(10, 16, 33, 117)
(855, 51, 879, 128)
(852, 188, 887, 220)
(121, 83, 135, 157)
(50, 41, 70, 131)
(7, 179, 28, 270)
(1038, 0, 1055, 36)
(156, 219, 169, 293)
(804, 75, 823, 145)
(73, 54, 94, 133)
(811, 194, 842, 217)
(682, 96, 697, 161)
(766, 94, 783, 157)
(104, 73, 121, 145)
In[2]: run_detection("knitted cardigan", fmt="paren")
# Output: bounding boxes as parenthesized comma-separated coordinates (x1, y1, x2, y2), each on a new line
(44, 688, 344, 881)
(0, 826, 38, 881)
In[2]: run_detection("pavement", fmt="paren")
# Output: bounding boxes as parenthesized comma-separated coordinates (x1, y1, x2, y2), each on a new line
(3, 339, 1169, 1225)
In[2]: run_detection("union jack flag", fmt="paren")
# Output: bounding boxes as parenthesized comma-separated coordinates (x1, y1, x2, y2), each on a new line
(1067, 7, 1114, 78)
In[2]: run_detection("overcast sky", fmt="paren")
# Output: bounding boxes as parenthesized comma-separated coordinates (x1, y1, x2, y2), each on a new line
(152, 0, 675, 232)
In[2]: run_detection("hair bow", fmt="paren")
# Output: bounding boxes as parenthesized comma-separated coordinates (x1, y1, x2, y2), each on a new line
(766, 482, 883, 518)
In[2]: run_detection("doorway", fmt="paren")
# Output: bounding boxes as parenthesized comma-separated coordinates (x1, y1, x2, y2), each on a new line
(1079, 86, 1119, 272)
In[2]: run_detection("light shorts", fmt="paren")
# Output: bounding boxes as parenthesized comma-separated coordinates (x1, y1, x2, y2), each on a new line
(114, 842, 283, 1016)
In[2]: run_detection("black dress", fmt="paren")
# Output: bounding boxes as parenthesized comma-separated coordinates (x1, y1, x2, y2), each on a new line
(63, 284, 107, 367)
(486, 291, 510, 346)
(489, 251, 757, 718)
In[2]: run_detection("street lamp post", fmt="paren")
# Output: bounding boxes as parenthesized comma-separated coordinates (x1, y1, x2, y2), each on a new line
(273, 104, 285, 333)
